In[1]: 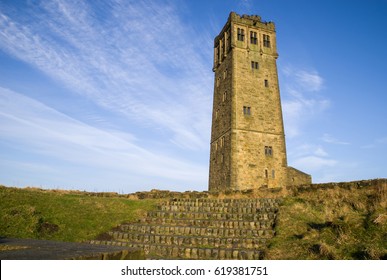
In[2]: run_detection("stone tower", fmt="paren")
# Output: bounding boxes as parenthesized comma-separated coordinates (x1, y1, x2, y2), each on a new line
(209, 12, 311, 192)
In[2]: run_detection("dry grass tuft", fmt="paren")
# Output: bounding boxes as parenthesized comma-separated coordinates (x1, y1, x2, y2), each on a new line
(266, 182, 387, 259)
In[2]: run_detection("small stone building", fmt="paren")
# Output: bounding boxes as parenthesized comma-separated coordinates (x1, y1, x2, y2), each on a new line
(209, 12, 311, 192)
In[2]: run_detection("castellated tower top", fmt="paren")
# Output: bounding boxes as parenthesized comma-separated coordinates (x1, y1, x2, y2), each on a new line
(213, 12, 279, 73)
(214, 12, 275, 44)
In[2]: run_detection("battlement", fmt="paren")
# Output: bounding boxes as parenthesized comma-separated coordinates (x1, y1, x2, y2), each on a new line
(215, 12, 275, 44)
(230, 12, 275, 30)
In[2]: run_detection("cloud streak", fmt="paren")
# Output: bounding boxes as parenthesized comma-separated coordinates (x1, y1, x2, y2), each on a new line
(0, 87, 207, 189)
(281, 66, 329, 138)
(322, 133, 350, 145)
(0, 0, 213, 151)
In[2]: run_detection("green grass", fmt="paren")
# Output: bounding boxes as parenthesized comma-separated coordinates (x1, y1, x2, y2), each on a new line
(0, 186, 159, 242)
(1, 184, 386, 259)
(266, 185, 387, 259)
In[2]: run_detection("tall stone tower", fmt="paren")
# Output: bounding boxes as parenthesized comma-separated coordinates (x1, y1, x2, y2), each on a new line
(209, 12, 311, 192)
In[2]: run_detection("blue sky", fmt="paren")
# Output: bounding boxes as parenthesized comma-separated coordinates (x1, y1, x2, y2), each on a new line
(0, 0, 386, 193)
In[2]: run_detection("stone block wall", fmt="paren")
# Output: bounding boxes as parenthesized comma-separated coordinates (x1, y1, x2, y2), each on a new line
(209, 12, 310, 192)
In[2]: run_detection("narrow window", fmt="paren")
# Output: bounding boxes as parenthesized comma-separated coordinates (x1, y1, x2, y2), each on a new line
(263, 34, 271, 48)
(272, 170, 275, 179)
(215, 109, 219, 120)
(223, 69, 227, 79)
(250, 31, 257, 44)
(265, 169, 268, 178)
(237, 28, 245, 41)
(264, 79, 269, 87)
(251, 61, 259, 69)
(227, 30, 231, 51)
(216, 77, 220, 87)
(243, 106, 251, 115)
(265, 146, 273, 156)
(222, 91, 227, 102)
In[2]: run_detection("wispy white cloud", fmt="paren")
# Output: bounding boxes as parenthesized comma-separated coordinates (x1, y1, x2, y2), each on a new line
(361, 136, 387, 149)
(0, 0, 213, 151)
(281, 66, 329, 138)
(293, 69, 324, 92)
(288, 143, 337, 173)
(0, 87, 207, 189)
(238, 0, 253, 12)
(293, 156, 337, 171)
(322, 133, 350, 145)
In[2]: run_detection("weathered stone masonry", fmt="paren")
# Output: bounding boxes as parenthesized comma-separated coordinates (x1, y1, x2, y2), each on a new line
(91, 197, 281, 260)
(209, 12, 311, 191)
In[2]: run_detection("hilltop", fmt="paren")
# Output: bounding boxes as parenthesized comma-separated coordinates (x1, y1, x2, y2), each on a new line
(0, 179, 386, 259)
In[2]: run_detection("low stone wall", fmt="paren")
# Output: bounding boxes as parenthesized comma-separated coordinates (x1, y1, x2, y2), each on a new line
(287, 178, 387, 193)
(126, 178, 387, 200)
(287, 166, 312, 186)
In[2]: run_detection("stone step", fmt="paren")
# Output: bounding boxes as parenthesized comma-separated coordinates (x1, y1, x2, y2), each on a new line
(105, 232, 270, 249)
(139, 218, 274, 229)
(114, 224, 274, 238)
(158, 205, 278, 214)
(166, 198, 281, 203)
(163, 199, 281, 208)
(90, 197, 282, 259)
(90, 241, 265, 260)
(162, 202, 280, 209)
(146, 210, 276, 221)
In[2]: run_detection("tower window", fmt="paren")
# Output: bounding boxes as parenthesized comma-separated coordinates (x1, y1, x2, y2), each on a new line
(272, 170, 275, 179)
(264, 79, 269, 87)
(215, 109, 219, 120)
(237, 28, 245, 41)
(265, 169, 268, 178)
(251, 61, 259, 69)
(263, 34, 271, 48)
(265, 146, 273, 156)
(222, 91, 227, 102)
(243, 106, 251, 115)
(250, 31, 257, 44)
(226, 30, 231, 52)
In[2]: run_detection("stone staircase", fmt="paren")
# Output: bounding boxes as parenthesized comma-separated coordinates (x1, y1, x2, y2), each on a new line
(90, 198, 281, 259)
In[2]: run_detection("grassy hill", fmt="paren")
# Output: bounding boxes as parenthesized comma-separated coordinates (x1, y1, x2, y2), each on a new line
(1, 180, 386, 259)
(0, 186, 159, 242)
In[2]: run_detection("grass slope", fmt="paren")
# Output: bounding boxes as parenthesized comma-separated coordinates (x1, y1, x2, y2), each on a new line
(1, 183, 386, 259)
(267, 185, 387, 259)
(0, 186, 159, 242)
